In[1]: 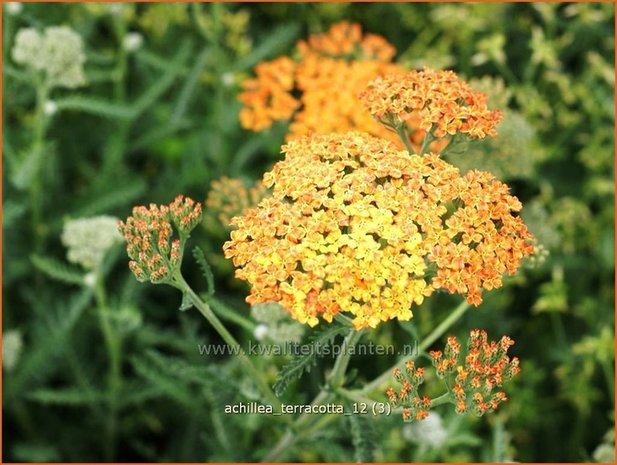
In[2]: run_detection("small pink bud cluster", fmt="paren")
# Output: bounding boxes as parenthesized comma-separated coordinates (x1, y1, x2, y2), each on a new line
(118, 195, 202, 284)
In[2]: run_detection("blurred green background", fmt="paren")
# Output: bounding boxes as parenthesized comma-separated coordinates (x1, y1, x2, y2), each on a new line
(3, 2, 614, 462)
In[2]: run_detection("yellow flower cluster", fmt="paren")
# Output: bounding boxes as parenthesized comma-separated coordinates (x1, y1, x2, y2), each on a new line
(223, 132, 534, 328)
(360, 68, 503, 140)
(204, 176, 268, 231)
(238, 22, 404, 143)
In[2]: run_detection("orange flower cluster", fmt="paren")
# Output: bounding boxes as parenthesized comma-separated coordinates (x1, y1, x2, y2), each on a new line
(223, 132, 534, 328)
(205, 176, 268, 231)
(387, 361, 431, 422)
(238, 22, 404, 143)
(429, 330, 520, 416)
(296, 21, 396, 62)
(119, 195, 202, 284)
(238, 56, 299, 132)
(360, 68, 503, 141)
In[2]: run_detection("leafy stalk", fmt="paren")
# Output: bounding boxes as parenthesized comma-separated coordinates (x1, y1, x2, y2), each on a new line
(171, 272, 284, 412)
(93, 270, 122, 461)
(262, 327, 364, 462)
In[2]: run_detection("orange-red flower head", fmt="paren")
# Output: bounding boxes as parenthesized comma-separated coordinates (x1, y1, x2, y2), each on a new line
(430, 330, 520, 416)
(360, 68, 503, 141)
(238, 22, 404, 145)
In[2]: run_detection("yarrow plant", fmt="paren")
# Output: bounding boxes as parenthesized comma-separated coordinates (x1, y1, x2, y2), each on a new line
(238, 22, 404, 144)
(204, 176, 268, 232)
(360, 68, 503, 150)
(238, 22, 505, 156)
(387, 330, 520, 422)
(12, 26, 86, 89)
(224, 132, 534, 328)
(119, 195, 202, 285)
(429, 330, 520, 416)
(119, 21, 535, 461)
(61, 216, 123, 270)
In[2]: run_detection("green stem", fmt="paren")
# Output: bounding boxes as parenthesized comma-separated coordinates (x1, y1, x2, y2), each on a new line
(333, 313, 355, 328)
(102, 13, 130, 176)
(361, 299, 470, 394)
(262, 327, 364, 462)
(418, 127, 435, 155)
(336, 387, 379, 407)
(94, 271, 121, 461)
(429, 391, 452, 407)
(173, 274, 283, 411)
(329, 329, 364, 388)
(112, 14, 128, 103)
(208, 296, 256, 333)
(396, 124, 416, 154)
(30, 79, 50, 254)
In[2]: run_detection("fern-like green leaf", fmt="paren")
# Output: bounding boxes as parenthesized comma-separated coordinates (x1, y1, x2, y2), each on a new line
(27, 387, 106, 406)
(349, 412, 377, 463)
(70, 178, 146, 218)
(31, 255, 85, 286)
(273, 324, 345, 397)
(7, 289, 92, 399)
(131, 355, 195, 408)
(171, 48, 211, 124)
(132, 41, 191, 119)
(193, 246, 215, 296)
(54, 96, 135, 120)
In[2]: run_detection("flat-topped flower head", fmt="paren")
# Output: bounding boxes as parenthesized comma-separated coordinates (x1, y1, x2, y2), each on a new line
(297, 21, 396, 62)
(204, 176, 269, 231)
(12, 26, 86, 89)
(238, 22, 404, 143)
(238, 56, 300, 131)
(360, 68, 503, 141)
(224, 132, 534, 329)
(119, 195, 202, 284)
(61, 215, 123, 270)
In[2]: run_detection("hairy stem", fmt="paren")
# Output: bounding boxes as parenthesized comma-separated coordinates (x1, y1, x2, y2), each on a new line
(396, 123, 416, 154)
(361, 299, 470, 394)
(94, 272, 122, 461)
(208, 296, 256, 333)
(418, 127, 435, 155)
(30, 79, 50, 254)
(173, 274, 283, 412)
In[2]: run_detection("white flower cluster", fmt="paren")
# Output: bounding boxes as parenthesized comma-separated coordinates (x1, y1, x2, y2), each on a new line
(6, 2, 23, 15)
(251, 302, 305, 344)
(12, 26, 86, 89)
(3, 330, 24, 372)
(61, 215, 123, 270)
(123, 32, 143, 53)
(402, 412, 447, 448)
